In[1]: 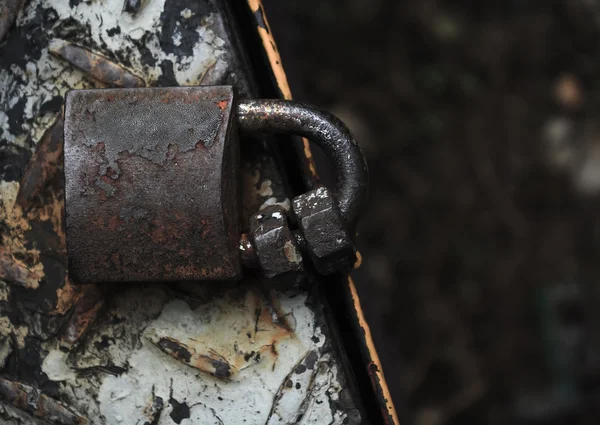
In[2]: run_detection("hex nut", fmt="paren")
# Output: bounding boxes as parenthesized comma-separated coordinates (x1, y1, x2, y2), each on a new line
(249, 205, 303, 278)
(292, 187, 356, 275)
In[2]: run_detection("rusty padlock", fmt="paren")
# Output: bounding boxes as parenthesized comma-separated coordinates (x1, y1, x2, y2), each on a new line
(64, 86, 368, 284)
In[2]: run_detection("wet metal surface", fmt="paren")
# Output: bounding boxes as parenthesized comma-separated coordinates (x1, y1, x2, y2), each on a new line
(64, 86, 240, 283)
(237, 99, 369, 226)
(292, 187, 356, 275)
(249, 204, 303, 278)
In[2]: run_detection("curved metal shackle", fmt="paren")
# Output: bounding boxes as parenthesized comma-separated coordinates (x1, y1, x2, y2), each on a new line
(236, 99, 369, 226)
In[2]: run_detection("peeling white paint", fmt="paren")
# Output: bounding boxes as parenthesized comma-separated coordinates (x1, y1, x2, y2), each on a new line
(298, 363, 346, 425)
(2, 0, 227, 148)
(260, 197, 291, 212)
(71, 287, 345, 425)
(259, 180, 274, 197)
(42, 349, 77, 381)
(1, 2, 361, 423)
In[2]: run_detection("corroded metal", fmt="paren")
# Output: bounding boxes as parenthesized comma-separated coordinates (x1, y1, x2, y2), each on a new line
(0, 247, 42, 289)
(237, 99, 369, 226)
(49, 39, 145, 88)
(64, 91, 366, 283)
(64, 86, 240, 283)
(0, 0, 385, 424)
(238, 233, 259, 268)
(146, 288, 296, 381)
(60, 285, 104, 348)
(292, 187, 356, 275)
(249, 204, 303, 278)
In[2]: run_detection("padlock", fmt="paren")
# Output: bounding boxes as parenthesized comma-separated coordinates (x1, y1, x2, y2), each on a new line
(64, 86, 368, 284)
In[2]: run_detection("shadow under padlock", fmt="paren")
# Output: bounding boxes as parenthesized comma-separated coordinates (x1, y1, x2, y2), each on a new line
(63, 85, 368, 285)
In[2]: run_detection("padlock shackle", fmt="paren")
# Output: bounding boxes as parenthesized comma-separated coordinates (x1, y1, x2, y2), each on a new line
(237, 99, 369, 226)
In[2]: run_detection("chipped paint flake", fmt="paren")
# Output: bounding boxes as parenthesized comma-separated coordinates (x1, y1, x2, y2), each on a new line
(144, 291, 300, 380)
(259, 180, 274, 197)
(42, 349, 76, 382)
(260, 197, 291, 212)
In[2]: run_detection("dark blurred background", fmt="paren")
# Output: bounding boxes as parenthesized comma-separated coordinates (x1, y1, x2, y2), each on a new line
(262, 1, 600, 424)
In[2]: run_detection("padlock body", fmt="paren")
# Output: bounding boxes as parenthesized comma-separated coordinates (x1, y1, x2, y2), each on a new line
(64, 86, 241, 284)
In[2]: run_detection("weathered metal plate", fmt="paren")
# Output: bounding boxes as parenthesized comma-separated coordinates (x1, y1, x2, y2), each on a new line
(64, 86, 241, 283)
(0, 0, 377, 424)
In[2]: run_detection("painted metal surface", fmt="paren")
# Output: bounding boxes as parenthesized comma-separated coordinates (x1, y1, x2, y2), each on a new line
(245, 2, 400, 423)
(0, 0, 369, 424)
(347, 278, 401, 425)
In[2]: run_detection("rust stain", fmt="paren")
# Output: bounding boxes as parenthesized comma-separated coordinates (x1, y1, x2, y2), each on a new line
(53, 279, 81, 315)
(0, 247, 43, 289)
(216, 99, 229, 110)
(348, 277, 400, 425)
(142, 392, 164, 425)
(157, 337, 234, 380)
(148, 289, 297, 380)
(61, 284, 104, 347)
(64, 86, 239, 283)
(0, 377, 88, 424)
(49, 39, 145, 88)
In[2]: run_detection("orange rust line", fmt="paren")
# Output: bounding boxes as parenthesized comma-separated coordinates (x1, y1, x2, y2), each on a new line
(247, 0, 291, 99)
(247, 0, 319, 181)
(348, 276, 400, 425)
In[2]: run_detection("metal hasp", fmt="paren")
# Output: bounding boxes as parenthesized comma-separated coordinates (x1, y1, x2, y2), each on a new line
(238, 100, 369, 277)
(237, 100, 368, 226)
(65, 88, 368, 284)
(64, 86, 240, 283)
